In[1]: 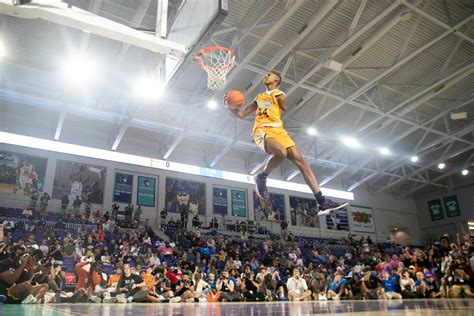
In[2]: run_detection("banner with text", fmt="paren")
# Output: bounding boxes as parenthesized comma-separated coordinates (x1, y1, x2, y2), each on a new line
(325, 207, 349, 231)
(348, 205, 376, 233)
(428, 199, 444, 221)
(137, 176, 156, 207)
(113, 173, 133, 203)
(213, 187, 228, 215)
(231, 189, 247, 217)
(443, 195, 461, 217)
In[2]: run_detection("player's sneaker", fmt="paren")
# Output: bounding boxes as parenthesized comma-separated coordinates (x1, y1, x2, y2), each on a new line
(255, 172, 270, 200)
(317, 198, 349, 216)
(21, 294, 36, 304)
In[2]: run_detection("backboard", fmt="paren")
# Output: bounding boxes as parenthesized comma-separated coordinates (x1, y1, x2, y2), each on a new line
(163, 0, 228, 86)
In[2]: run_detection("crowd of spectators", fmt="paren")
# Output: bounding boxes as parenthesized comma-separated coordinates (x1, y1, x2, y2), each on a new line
(0, 204, 473, 305)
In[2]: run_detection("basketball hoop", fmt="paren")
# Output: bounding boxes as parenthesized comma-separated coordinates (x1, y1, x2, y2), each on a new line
(195, 46, 235, 90)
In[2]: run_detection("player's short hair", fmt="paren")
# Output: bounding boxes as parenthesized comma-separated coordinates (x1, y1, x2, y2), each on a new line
(270, 70, 282, 86)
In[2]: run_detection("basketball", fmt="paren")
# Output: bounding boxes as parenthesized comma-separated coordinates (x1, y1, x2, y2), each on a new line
(225, 90, 245, 110)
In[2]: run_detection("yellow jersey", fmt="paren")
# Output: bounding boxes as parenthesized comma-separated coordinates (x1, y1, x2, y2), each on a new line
(253, 89, 285, 132)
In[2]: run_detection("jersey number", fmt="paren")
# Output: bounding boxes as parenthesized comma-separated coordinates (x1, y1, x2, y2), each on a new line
(257, 108, 269, 117)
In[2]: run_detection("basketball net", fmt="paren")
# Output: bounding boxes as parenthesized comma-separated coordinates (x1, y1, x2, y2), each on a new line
(196, 46, 235, 90)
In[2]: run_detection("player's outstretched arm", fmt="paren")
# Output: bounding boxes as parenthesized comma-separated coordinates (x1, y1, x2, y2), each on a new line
(227, 101, 257, 119)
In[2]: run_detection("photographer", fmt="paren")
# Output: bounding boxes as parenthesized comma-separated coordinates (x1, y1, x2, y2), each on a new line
(171, 273, 195, 302)
(217, 270, 241, 302)
(0, 244, 49, 304)
(446, 259, 474, 298)
(241, 271, 264, 301)
(116, 264, 165, 303)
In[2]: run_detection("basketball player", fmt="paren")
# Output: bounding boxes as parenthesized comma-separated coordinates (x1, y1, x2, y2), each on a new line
(226, 71, 348, 215)
(16, 160, 35, 196)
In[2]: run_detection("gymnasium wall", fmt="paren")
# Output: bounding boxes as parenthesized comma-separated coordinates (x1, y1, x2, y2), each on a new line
(0, 142, 423, 244)
(414, 184, 474, 240)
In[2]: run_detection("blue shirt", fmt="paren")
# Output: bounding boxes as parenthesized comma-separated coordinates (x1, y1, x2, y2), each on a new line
(382, 278, 396, 292)
(329, 278, 347, 292)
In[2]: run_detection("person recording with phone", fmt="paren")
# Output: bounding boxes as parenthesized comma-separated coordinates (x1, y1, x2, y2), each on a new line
(217, 270, 241, 302)
(0, 244, 49, 304)
(241, 271, 264, 301)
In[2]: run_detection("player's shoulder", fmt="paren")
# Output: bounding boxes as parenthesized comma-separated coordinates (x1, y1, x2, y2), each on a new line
(272, 89, 286, 97)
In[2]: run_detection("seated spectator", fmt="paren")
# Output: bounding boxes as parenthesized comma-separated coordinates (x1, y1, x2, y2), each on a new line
(217, 270, 241, 302)
(400, 269, 417, 298)
(360, 267, 382, 299)
(286, 268, 311, 301)
(0, 244, 49, 304)
(327, 271, 347, 300)
(381, 270, 402, 299)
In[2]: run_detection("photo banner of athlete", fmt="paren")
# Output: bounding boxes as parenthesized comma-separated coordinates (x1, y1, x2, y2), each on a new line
(165, 177, 206, 215)
(289, 196, 319, 228)
(231, 189, 247, 217)
(348, 205, 376, 233)
(213, 187, 228, 215)
(113, 172, 134, 204)
(325, 207, 349, 231)
(0, 151, 47, 196)
(254, 191, 285, 221)
(52, 160, 106, 206)
(137, 176, 156, 207)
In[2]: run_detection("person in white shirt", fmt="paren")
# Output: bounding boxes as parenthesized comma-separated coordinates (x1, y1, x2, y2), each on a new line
(286, 268, 311, 301)
(233, 256, 242, 270)
(149, 253, 161, 267)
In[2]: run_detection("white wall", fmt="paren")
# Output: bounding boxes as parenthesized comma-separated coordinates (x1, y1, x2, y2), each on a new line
(0, 143, 423, 244)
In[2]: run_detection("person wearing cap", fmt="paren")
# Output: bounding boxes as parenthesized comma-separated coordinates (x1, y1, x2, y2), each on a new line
(286, 268, 311, 301)
(0, 244, 49, 304)
(424, 272, 443, 298)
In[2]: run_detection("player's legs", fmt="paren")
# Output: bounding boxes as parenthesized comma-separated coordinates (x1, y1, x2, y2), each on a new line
(286, 146, 320, 193)
(263, 138, 288, 174)
(254, 128, 292, 200)
(287, 146, 349, 215)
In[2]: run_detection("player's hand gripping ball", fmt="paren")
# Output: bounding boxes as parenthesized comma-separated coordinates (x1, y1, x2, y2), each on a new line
(224, 90, 245, 110)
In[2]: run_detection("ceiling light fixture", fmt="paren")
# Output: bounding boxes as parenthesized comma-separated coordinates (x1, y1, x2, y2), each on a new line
(133, 76, 163, 101)
(410, 156, 418, 163)
(207, 100, 218, 110)
(438, 163, 446, 170)
(341, 136, 361, 148)
(461, 169, 469, 176)
(307, 127, 317, 136)
(62, 55, 98, 86)
(379, 147, 390, 155)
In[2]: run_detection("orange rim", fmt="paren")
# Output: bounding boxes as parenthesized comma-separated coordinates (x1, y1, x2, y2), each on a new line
(195, 46, 235, 70)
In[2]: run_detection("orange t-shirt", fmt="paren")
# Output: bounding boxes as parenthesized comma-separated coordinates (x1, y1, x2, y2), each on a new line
(107, 274, 121, 287)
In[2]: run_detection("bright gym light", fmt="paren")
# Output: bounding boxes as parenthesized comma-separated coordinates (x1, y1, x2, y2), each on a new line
(462, 169, 469, 176)
(207, 100, 218, 110)
(133, 77, 163, 101)
(438, 163, 446, 170)
(307, 127, 318, 136)
(61, 55, 98, 86)
(410, 156, 419, 163)
(341, 136, 361, 148)
(378, 147, 390, 155)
